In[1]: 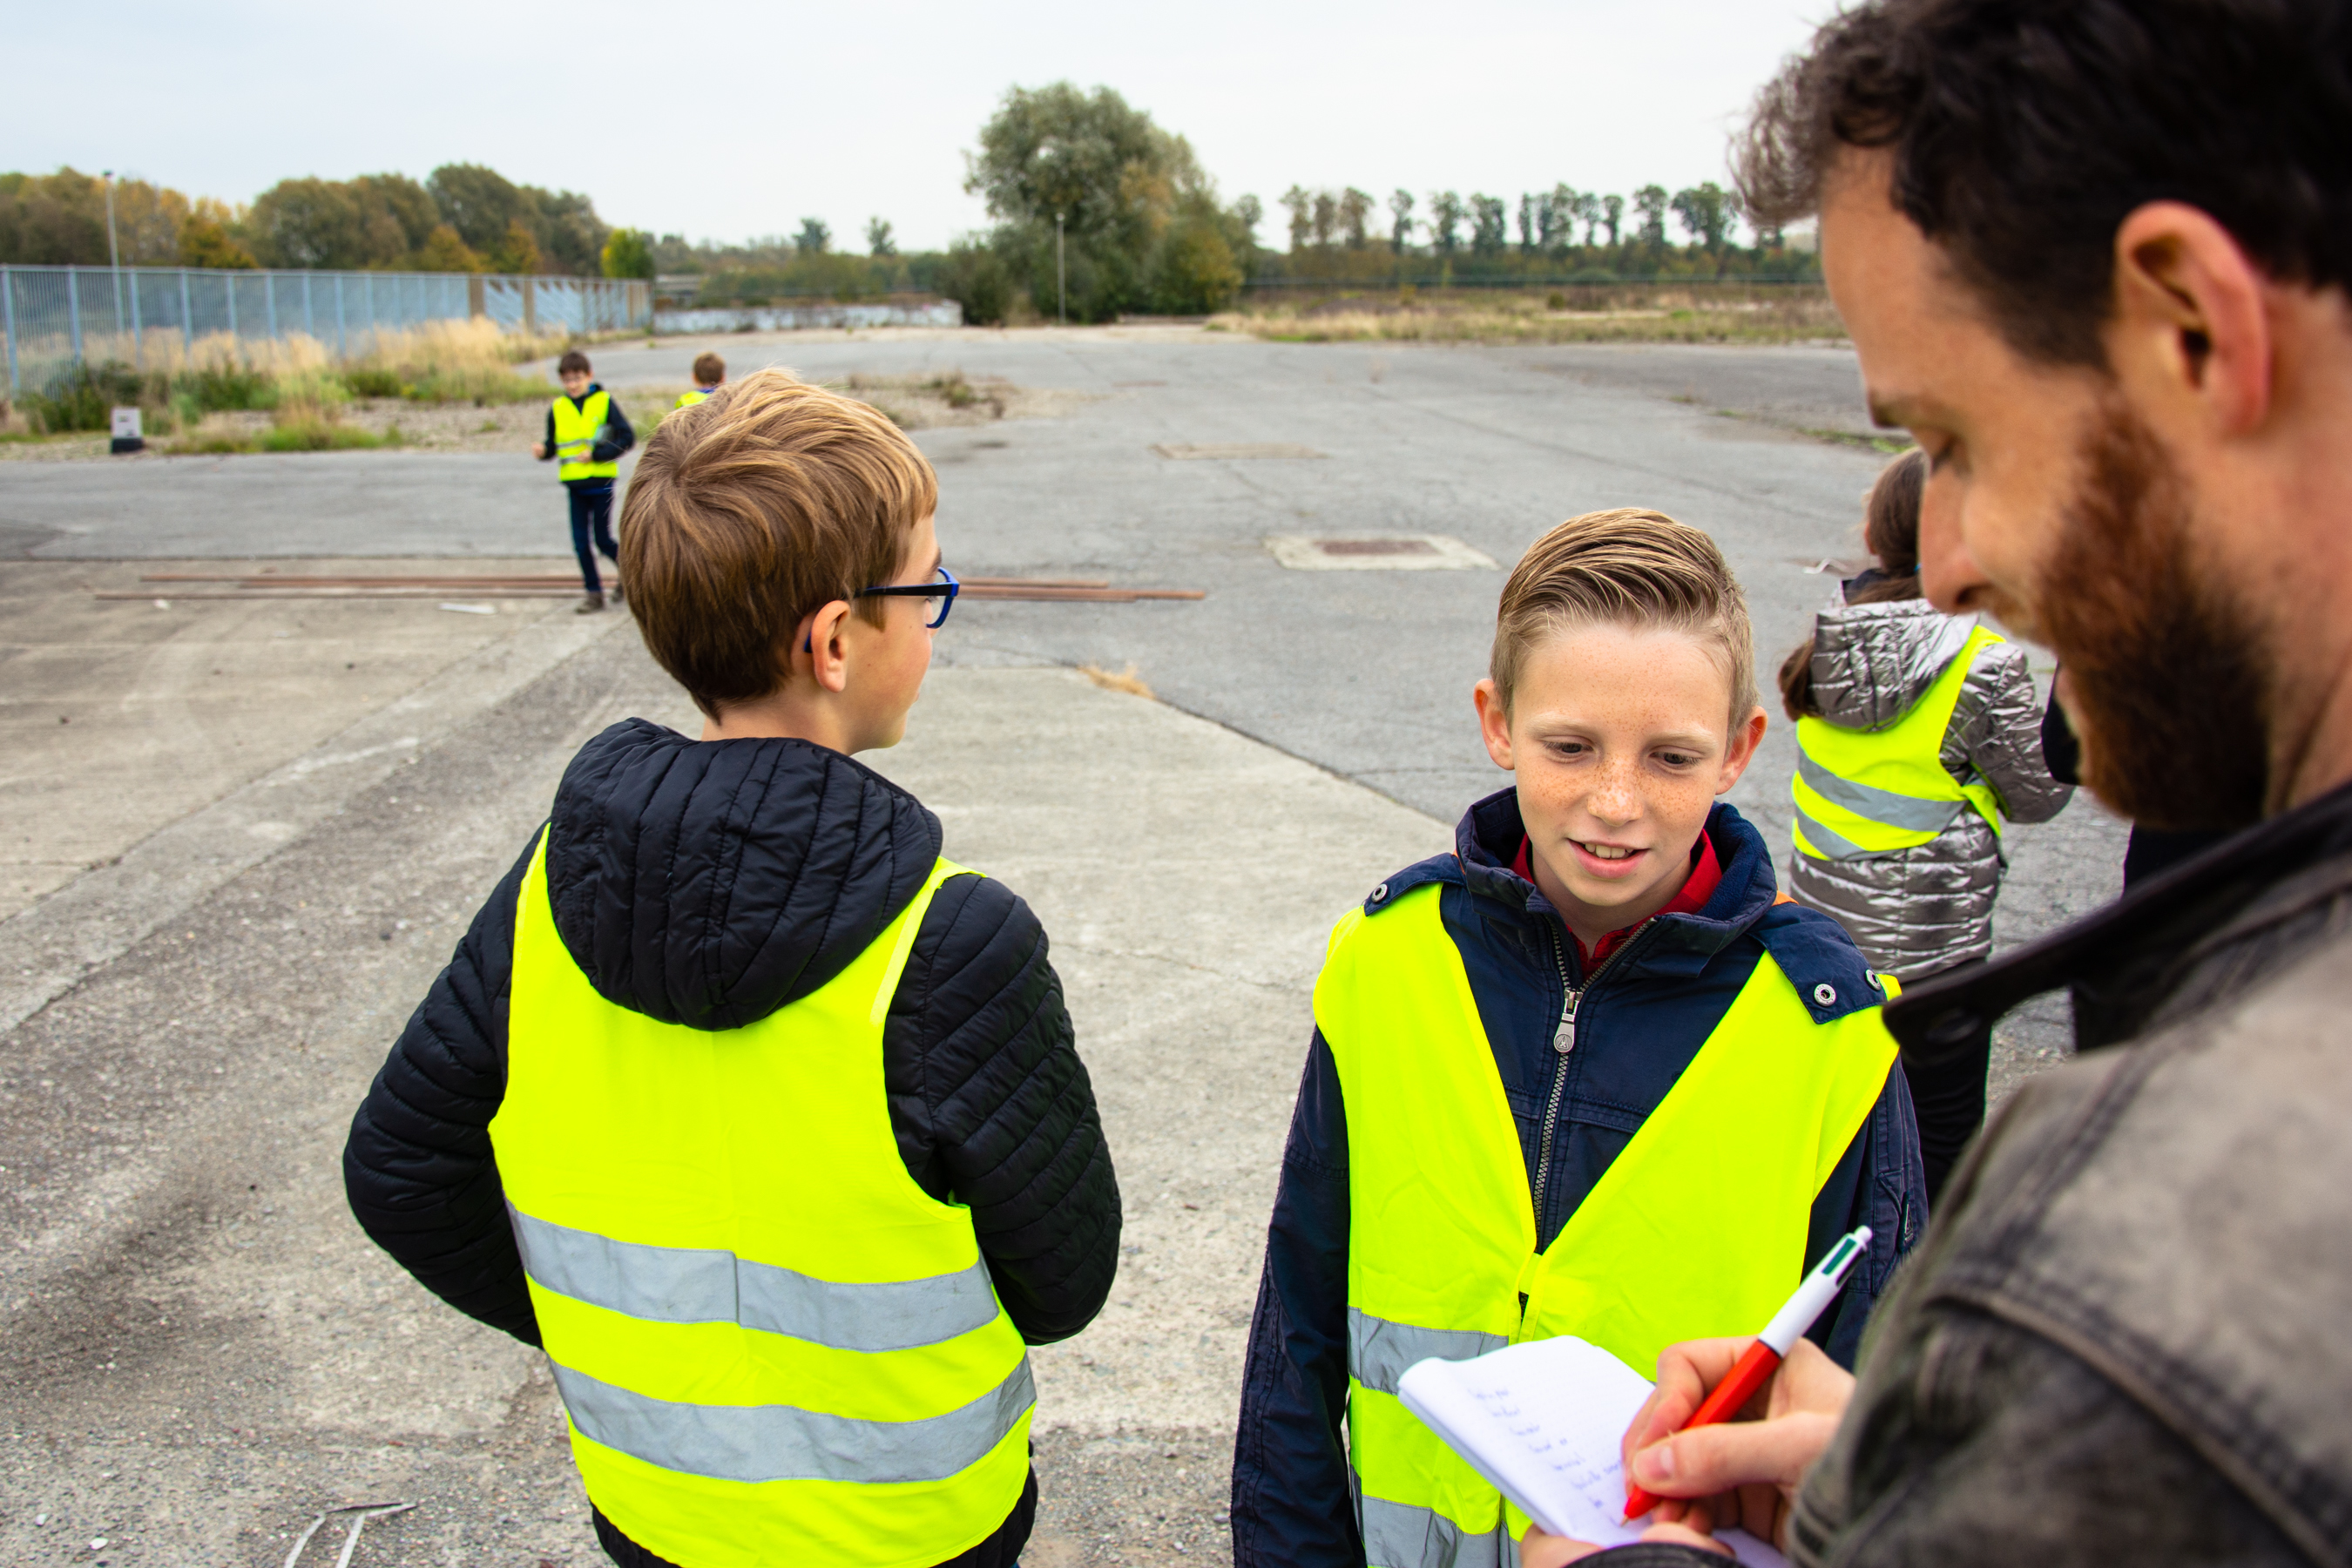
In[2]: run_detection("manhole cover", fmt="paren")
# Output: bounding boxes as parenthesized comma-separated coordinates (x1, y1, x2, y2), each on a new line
(1317, 538, 1438, 557)
(1152, 443, 1326, 460)
(1265, 535, 1497, 571)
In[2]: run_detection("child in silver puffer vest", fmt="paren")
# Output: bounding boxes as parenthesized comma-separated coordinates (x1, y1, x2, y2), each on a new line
(1778, 449, 2072, 1201)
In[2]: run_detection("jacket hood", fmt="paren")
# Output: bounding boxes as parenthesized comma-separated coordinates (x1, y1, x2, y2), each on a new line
(1809, 595, 1975, 731)
(543, 719, 943, 1031)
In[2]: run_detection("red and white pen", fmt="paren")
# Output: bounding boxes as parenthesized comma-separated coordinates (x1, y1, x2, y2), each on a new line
(1622, 1225, 1873, 1519)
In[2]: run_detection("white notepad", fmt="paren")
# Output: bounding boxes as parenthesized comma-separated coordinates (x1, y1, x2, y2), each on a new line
(1396, 1335, 1788, 1567)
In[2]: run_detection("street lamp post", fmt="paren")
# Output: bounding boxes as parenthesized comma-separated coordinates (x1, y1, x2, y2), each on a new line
(1056, 212, 1066, 327)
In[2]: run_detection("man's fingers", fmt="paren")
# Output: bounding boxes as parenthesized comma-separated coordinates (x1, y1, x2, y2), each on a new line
(1624, 1337, 1752, 1466)
(1628, 1410, 1842, 1497)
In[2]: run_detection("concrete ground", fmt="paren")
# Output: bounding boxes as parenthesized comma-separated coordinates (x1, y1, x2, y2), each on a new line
(0, 334, 2126, 1565)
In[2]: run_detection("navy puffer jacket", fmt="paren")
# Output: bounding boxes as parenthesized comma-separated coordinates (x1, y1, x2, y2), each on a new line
(343, 719, 1120, 1568)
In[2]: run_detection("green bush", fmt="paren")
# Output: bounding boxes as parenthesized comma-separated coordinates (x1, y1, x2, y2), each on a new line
(935, 242, 1010, 327)
(176, 364, 275, 412)
(26, 362, 147, 432)
(341, 366, 409, 399)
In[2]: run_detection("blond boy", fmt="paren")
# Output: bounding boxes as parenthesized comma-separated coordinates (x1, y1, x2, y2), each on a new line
(1230, 510, 1926, 1568)
(348, 370, 1120, 1568)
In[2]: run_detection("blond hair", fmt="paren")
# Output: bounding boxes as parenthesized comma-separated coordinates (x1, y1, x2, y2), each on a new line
(1491, 509, 1758, 724)
(620, 368, 937, 718)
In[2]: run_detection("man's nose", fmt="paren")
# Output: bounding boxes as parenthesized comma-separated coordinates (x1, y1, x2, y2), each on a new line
(1918, 470, 1992, 613)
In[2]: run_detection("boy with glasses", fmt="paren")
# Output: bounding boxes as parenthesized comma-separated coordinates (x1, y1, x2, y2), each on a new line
(346, 368, 1119, 1568)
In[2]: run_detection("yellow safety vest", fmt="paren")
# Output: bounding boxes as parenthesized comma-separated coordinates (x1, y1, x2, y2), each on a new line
(675, 389, 711, 409)
(1317, 884, 1896, 1568)
(491, 831, 1034, 1568)
(1791, 623, 2006, 862)
(551, 389, 619, 482)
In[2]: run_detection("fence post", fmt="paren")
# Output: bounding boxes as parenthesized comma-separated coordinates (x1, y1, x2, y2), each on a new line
(335, 274, 347, 358)
(522, 277, 537, 337)
(265, 273, 276, 338)
(129, 267, 142, 370)
(224, 270, 238, 350)
(3, 267, 17, 395)
(179, 269, 193, 356)
(68, 268, 84, 365)
(468, 275, 485, 320)
(302, 272, 314, 339)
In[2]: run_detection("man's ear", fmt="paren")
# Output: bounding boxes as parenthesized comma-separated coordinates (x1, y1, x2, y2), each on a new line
(2111, 201, 2274, 435)
(1716, 706, 1769, 794)
(1473, 679, 1517, 771)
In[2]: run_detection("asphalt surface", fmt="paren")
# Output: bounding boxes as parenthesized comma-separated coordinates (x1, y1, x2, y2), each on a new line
(0, 334, 2126, 1565)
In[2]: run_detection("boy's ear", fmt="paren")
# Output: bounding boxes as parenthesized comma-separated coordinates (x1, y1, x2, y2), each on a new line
(1715, 706, 1770, 793)
(796, 600, 855, 695)
(1473, 679, 1516, 771)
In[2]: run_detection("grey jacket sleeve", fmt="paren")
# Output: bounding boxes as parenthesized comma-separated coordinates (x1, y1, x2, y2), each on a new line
(1946, 642, 2072, 825)
(1783, 1299, 2301, 1565)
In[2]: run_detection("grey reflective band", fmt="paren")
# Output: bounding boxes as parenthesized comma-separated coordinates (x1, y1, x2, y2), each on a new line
(1796, 752, 1964, 834)
(1347, 1308, 1508, 1396)
(551, 1357, 1035, 1485)
(1358, 1493, 1505, 1568)
(509, 1204, 1001, 1354)
(1793, 804, 1874, 862)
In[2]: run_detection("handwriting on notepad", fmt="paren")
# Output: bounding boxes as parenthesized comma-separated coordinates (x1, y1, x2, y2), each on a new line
(1467, 1374, 1629, 1518)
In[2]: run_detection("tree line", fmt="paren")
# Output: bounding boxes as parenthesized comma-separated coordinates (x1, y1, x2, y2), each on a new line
(1252, 181, 1812, 288)
(0, 165, 640, 279)
(4, 97, 1808, 317)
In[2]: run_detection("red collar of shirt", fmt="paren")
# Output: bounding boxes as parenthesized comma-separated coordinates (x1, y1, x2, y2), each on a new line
(1514, 829, 1723, 970)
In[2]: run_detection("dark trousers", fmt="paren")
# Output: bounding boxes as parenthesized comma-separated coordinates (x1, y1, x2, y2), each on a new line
(1900, 960, 1993, 1208)
(567, 482, 618, 593)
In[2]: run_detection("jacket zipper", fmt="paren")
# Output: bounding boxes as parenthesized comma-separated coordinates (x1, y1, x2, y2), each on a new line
(1530, 922, 1645, 1233)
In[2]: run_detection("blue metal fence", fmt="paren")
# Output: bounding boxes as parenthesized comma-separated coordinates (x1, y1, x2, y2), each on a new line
(0, 265, 653, 395)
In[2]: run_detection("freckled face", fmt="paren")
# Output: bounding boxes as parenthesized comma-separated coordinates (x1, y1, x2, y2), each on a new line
(1477, 624, 1761, 931)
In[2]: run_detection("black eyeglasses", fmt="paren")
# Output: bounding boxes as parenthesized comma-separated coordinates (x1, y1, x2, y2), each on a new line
(856, 565, 959, 629)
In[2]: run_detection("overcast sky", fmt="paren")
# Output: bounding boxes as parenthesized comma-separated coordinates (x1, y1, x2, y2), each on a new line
(13, 0, 1832, 253)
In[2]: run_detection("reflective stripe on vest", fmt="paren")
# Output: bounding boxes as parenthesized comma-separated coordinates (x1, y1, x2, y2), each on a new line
(493, 831, 1033, 1568)
(1791, 622, 2006, 862)
(552, 389, 619, 481)
(1316, 883, 1896, 1567)
(674, 389, 709, 409)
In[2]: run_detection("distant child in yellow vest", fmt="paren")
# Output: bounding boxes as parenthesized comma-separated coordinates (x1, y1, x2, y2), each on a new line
(532, 349, 636, 613)
(350, 369, 1120, 1568)
(1229, 510, 1926, 1568)
(675, 350, 726, 409)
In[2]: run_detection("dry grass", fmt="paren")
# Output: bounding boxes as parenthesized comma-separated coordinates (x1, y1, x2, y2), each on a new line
(1211, 287, 1846, 346)
(1078, 662, 1155, 699)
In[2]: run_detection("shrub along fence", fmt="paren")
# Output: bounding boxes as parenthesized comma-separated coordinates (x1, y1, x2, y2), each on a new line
(0, 265, 652, 395)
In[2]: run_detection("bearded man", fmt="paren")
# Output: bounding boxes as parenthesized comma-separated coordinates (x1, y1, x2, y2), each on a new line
(1517, 1, 2352, 1564)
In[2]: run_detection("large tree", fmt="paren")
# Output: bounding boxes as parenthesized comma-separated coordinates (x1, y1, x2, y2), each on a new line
(961, 82, 1247, 321)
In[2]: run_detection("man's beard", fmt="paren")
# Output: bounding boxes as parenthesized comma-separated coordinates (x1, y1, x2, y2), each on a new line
(2031, 404, 2271, 832)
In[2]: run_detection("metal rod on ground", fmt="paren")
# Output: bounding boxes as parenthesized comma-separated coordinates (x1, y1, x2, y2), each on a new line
(281, 1502, 415, 1568)
(104, 586, 1205, 603)
(137, 574, 1124, 590)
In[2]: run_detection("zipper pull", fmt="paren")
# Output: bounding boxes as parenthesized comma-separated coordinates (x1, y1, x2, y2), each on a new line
(1554, 991, 1579, 1054)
